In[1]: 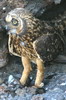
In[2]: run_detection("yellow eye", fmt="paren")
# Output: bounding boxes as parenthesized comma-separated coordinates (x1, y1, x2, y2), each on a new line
(12, 18, 18, 26)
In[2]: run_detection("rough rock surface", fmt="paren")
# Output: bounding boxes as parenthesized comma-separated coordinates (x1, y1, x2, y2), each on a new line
(0, 59, 66, 100)
(0, 24, 8, 67)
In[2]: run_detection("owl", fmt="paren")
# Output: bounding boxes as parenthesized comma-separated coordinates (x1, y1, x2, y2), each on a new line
(5, 8, 64, 87)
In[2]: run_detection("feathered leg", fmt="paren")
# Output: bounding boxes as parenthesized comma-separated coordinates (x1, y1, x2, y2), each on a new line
(20, 56, 32, 85)
(35, 58, 45, 87)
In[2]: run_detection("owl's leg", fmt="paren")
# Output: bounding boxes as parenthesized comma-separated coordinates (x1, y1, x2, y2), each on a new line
(35, 58, 45, 87)
(20, 56, 32, 85)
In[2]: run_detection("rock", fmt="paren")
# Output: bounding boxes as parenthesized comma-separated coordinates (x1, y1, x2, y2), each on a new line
(36, 88, 46, 94)
(24, 0, 62, 17)
(8, 75, 19, 85)
(44, 88, 64, 100)
(54, 0, 61, 4)
(1, 83, 7, 88)
(45, 73, 66, 92)
(0, 78, 4, 84)
(5, 0, 46, 17)
(31, 94, 44, 100)
(0, 86, 5, 92)
(32, 88, 64, 100)
(13, 95, 32, 100)
(4, 0, 62, 18)
(6, 94, 14, 100)
(8, 75, 15, 84)
(0, 3, 9, 67)
(0, 25, 8, 67)
(15, 87, 37, 96)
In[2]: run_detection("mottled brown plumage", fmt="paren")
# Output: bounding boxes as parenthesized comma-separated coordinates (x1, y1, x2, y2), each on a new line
(5, 8, 64, 87)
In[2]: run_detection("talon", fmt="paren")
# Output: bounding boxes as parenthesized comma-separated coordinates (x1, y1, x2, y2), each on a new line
(35, 82, 44, 88)
(39, 83, 44, 87)
(20, 79, 26, 86)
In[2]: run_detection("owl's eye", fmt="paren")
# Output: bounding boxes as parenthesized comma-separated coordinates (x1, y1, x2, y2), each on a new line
(12, 18, 18, 26)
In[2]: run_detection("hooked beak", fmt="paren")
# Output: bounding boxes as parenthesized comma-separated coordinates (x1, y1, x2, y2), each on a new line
(4, 25, 10, 31)
(4, 25, 16, 36)
(8, 30, 16, 35)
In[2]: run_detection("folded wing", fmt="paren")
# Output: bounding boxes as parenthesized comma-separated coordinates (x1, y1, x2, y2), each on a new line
(33, 33, 64, 62)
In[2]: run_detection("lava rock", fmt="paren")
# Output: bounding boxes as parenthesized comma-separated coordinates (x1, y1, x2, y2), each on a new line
(44, 88, 64, 100)
(8, 75, 15, 84)
(5, 0, 62, 18)
(0, 24, 8, 67)
(32, 88, 64, 100)
(15, 87, 37, 96)
(0, 78, 4, 84)
(45, 73, 66, 91)
(13, 95, 32, 100)
(54, 0, 61, 4)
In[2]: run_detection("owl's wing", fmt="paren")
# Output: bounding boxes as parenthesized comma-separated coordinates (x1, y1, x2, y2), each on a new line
(33, 33, 64, 61)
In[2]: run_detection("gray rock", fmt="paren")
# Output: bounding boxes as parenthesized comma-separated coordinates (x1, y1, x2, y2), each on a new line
(44, 88, 64, 100)
(13, 95, 32, 100)
(0, 25, 8, 68)
(32, 88, 64, 100)
(54, 0, 61, 4)
(7, 94, 14, 100)
(15, 87, 37, 96)
(45, 73, 66, 91)
(8, 75, 14, 84)
(31, 94, 44, 100)
(0, 78, 4, 84)
(8, 75, 19, 85)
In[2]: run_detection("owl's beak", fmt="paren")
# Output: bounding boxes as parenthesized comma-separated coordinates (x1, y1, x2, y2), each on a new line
(4, 25, 11, 35)
(4, 25, 10, 31)
(4, 24, 17, 35)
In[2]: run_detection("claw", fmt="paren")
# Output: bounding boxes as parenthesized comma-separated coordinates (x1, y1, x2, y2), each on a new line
(35, 82, 44, 88)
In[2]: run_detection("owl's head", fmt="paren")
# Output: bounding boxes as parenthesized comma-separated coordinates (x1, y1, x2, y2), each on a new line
(5, 8, 31, 36)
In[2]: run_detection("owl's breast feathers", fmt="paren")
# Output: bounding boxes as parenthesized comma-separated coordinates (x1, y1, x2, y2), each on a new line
(8, 15, 64, 62)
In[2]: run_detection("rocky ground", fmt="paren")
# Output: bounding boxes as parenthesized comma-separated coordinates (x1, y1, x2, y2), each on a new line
(0, 0, 66, 100)
(1, 56, 66, 100)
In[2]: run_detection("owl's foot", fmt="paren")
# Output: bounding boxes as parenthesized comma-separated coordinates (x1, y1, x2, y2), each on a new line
(20, 78, 26, 86)
(35, 82, 44, 88)
(20, 76, 31, 86)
